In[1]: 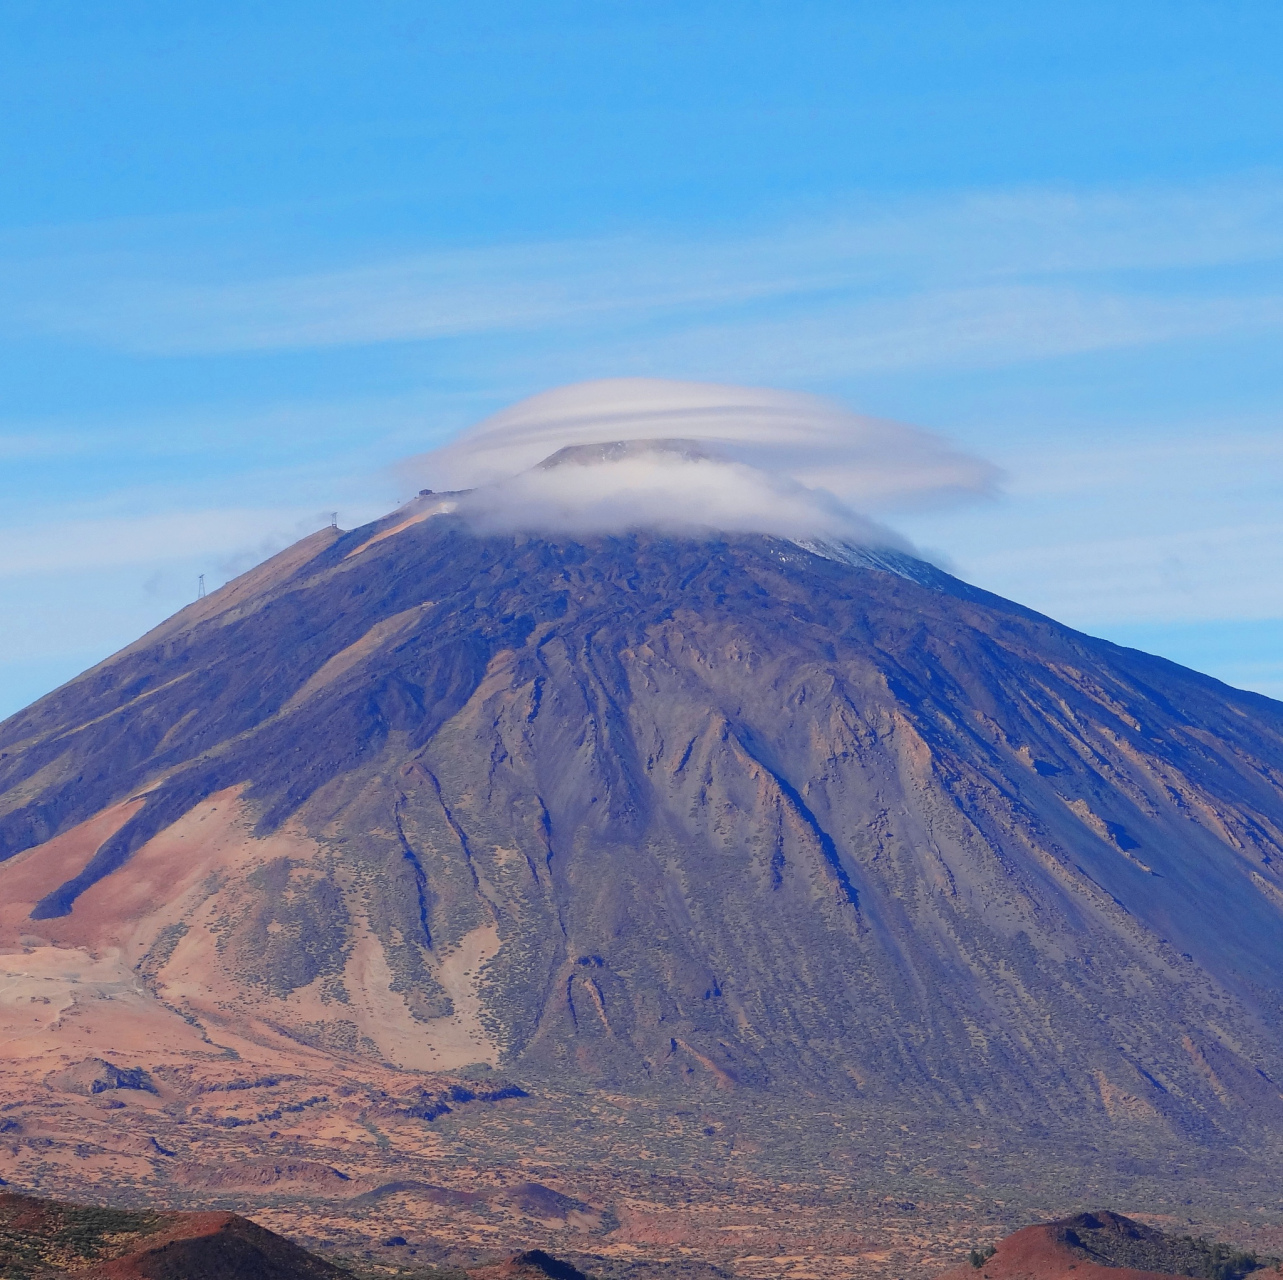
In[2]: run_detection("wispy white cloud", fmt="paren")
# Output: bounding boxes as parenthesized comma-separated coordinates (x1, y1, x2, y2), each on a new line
(415, 376, 1000, 503)
(5, 175, 1282, 370)
(611, 286, 1283, 382)
(897, 415, 1283, 629)
(0, 508, 328, 578)
(998, 427, 1283, 497)
(961, 518, 1283, 626)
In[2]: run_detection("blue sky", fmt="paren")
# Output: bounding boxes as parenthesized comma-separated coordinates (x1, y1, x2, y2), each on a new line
(2, 1, 1282, 716)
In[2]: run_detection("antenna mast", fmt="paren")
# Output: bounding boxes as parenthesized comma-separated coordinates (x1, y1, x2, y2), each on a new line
(197, 573, 206, 599)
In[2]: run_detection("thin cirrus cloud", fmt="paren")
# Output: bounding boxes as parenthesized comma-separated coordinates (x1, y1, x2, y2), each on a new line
(0, 509, 325, 579)
(893, 420, 1283, 629)
(6, 175, 1283, 370)
(629, 286, 1283, 383)
(960, 519, 1283, 627)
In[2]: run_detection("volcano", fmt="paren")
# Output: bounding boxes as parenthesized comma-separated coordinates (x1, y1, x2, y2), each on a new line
(3, 495, 1283, 1144)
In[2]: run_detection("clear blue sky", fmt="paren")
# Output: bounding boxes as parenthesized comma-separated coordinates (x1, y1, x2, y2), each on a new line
(2, 1, 1282, 717)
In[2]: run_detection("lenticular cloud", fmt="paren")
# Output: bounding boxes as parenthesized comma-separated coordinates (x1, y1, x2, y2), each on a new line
(401, 378, 999, 542)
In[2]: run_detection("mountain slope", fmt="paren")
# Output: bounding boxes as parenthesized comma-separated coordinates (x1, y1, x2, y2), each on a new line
(3, 503, 1283, 1139)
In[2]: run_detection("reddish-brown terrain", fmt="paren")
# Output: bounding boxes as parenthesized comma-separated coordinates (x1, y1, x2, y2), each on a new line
(1, 1192, 1278, 1280)
(0, 1189, 344, 1278)
(935, 1212, 1278, 1280)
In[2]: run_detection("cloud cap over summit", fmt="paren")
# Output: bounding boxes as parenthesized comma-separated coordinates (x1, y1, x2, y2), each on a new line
(401, 377, 1001, 542)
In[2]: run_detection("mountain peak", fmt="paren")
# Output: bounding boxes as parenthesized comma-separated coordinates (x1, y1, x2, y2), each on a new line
(535, 437, 716, 468)
(2, 513, 1283, 1148)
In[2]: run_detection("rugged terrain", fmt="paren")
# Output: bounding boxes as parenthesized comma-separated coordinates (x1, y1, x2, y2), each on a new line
(0, 1190, 1278, 1280)
(0, 1188, 344, 1278)
(3, 499, 1283, 1271)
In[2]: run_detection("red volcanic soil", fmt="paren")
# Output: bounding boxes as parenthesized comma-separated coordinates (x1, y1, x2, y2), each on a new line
(937, 1226, 1168, 1280)
(0, 1190, 344, 1279)
(468, 1249, 590, 1280)
(935, 1212, 1273, 1280)
(73, 1214, 344, 1280)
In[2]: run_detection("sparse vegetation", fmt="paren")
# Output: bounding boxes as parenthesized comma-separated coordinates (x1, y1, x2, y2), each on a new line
(0, 1191, 347, 1278)
(0, 1197, 163, 1279)
(1172, 1237, 1270, 1280)
(969, 1245, 996, 1268)
(343, 1266, 469, 1280)
(1058, 1213, 1279, 1280)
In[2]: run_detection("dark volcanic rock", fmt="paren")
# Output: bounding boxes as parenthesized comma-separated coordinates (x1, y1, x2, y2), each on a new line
(471, 1250, 591, 1280)
(510, 1250, 590, 1280)
(1050, 1212, 1272, 1279)
(4, 509, 1283, 1139)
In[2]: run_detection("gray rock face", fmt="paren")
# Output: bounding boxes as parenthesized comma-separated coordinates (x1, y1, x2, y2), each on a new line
(3, 511, 1283, 1139)
(49, 1058, 157, 1096)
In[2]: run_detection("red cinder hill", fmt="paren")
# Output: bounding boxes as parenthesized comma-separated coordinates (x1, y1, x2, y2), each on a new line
(0, 1189, 344, 1278)
(936, 1212, 1278, 1280)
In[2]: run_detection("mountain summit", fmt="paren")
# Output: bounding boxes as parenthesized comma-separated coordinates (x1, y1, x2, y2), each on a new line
(3, 498, 1283, 1143)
